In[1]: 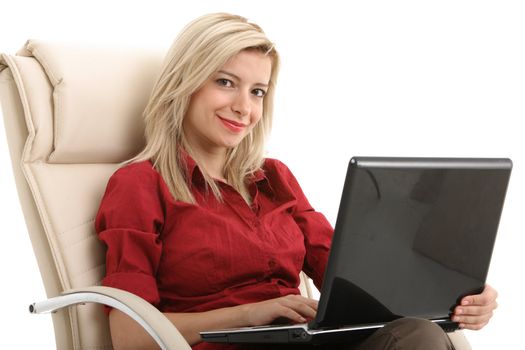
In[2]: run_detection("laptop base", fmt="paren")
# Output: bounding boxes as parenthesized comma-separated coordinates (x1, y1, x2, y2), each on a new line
(201, 319, 459, 344)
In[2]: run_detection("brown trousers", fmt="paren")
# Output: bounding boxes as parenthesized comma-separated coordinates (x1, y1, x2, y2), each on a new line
(349, 318, 455, 350)
(267, 318, 455, 350)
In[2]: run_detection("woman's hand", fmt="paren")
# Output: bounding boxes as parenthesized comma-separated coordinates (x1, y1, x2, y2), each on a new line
(240, 294, 318, 327)
(452, 284, 498, 330)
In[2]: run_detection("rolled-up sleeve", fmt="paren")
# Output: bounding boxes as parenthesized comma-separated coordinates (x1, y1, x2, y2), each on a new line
(95, 163, 165, 308)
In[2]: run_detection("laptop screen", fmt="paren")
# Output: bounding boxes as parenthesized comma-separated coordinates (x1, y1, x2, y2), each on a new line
(314, 157, 511, 328)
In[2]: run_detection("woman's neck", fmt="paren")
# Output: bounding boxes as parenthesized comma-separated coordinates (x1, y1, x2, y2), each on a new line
(190, 146, 228, 182)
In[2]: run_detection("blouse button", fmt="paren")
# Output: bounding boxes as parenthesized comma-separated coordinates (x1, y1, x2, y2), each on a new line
(268, 259, 276, 268)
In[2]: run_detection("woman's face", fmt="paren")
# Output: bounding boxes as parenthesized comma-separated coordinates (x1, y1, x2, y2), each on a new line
(183, 50, 272, 155)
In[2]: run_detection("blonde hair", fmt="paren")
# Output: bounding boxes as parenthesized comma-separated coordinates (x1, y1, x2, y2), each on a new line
(130, 13, 280, 204)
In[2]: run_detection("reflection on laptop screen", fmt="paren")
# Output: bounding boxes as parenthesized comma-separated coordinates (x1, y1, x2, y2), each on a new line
(315, 158, 511, 328)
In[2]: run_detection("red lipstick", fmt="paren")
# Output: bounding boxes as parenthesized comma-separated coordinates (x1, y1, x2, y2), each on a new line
(218, 116, 247, 133)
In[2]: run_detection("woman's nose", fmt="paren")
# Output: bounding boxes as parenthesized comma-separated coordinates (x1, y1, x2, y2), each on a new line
(231, 91, 251, 117)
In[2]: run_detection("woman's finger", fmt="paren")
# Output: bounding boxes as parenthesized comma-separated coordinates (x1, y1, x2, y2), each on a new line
(276, 304, 308, 323)
(279, 295, 318, 319)
(461, 284, 497, 306)
(460, 320, 489, 331)
(453, 310, 493, 325)
(455, 301, 497, 317)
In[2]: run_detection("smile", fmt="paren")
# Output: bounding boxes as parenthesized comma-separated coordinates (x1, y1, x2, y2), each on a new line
(217, 116, 247, 133)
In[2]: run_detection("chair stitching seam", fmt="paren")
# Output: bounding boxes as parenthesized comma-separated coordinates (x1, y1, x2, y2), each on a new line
(63, 231, 99, 251)
(57, 218, 95, 236)
(71, 263, 105, 282)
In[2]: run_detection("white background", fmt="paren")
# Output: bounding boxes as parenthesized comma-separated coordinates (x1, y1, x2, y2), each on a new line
(1, 1, 523, 348)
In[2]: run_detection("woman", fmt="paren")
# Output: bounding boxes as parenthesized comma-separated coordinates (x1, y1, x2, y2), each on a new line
(95, 12, 498, 350)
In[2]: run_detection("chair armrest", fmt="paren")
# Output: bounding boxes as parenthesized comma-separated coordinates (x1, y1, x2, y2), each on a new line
(29, 286, 471, 350)
(447, 330, 472, 350)
(29, 286, 191, 350)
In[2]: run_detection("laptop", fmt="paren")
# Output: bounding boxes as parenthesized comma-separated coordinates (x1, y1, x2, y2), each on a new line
(200, 157, 512, 345)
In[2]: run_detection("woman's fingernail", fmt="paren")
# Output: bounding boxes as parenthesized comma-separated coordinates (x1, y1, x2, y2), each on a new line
(456, 308, 463, 314)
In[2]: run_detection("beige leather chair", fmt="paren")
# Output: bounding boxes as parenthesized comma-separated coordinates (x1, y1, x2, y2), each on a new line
(0, 40, 471, 350)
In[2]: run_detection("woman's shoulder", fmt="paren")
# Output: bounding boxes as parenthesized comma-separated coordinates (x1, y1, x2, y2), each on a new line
(263, 157, 287, 171)
(262, 157, 296, 179)
(262, 158, 306, 200)
(110, 160, 160, 185)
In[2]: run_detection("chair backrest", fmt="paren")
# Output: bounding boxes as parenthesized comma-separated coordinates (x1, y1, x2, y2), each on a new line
(0, 40, 163, 349)
(0, 40, 314, 350)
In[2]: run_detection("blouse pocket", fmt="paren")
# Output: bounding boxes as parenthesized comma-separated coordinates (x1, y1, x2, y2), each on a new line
(263, 208, 307, 274)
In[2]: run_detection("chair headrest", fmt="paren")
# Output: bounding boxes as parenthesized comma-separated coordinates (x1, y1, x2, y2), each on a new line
(17, 40, 164, 163)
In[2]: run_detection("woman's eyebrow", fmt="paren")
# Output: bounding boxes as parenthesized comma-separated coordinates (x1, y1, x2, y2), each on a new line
(217, 70, 269, 87)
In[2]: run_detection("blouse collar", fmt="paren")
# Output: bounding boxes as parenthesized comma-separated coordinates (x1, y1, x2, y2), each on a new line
(179, 150, 273, 195)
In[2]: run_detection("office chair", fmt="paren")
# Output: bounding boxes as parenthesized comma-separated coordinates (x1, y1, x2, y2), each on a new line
(0, 39, 471, 349)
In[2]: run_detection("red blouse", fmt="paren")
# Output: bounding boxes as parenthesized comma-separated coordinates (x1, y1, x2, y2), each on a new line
(95, 156, 333, 350)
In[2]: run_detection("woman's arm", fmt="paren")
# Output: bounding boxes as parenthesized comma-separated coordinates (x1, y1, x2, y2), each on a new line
(109, 294, 318, 349)
(108, 306, 246, 349)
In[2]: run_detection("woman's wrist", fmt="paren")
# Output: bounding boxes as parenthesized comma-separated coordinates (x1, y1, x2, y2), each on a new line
(232, 303, 251, 327)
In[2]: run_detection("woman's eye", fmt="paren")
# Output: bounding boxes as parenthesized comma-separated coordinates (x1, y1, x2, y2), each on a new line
(252, 88, 266, 98)
(217, 78, 233, 87)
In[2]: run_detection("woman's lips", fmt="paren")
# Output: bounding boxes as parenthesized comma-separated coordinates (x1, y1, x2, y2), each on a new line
(217, 116, 247, 133)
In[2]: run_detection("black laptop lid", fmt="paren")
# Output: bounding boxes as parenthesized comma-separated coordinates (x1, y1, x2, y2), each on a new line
(314, 157, 512, 329)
